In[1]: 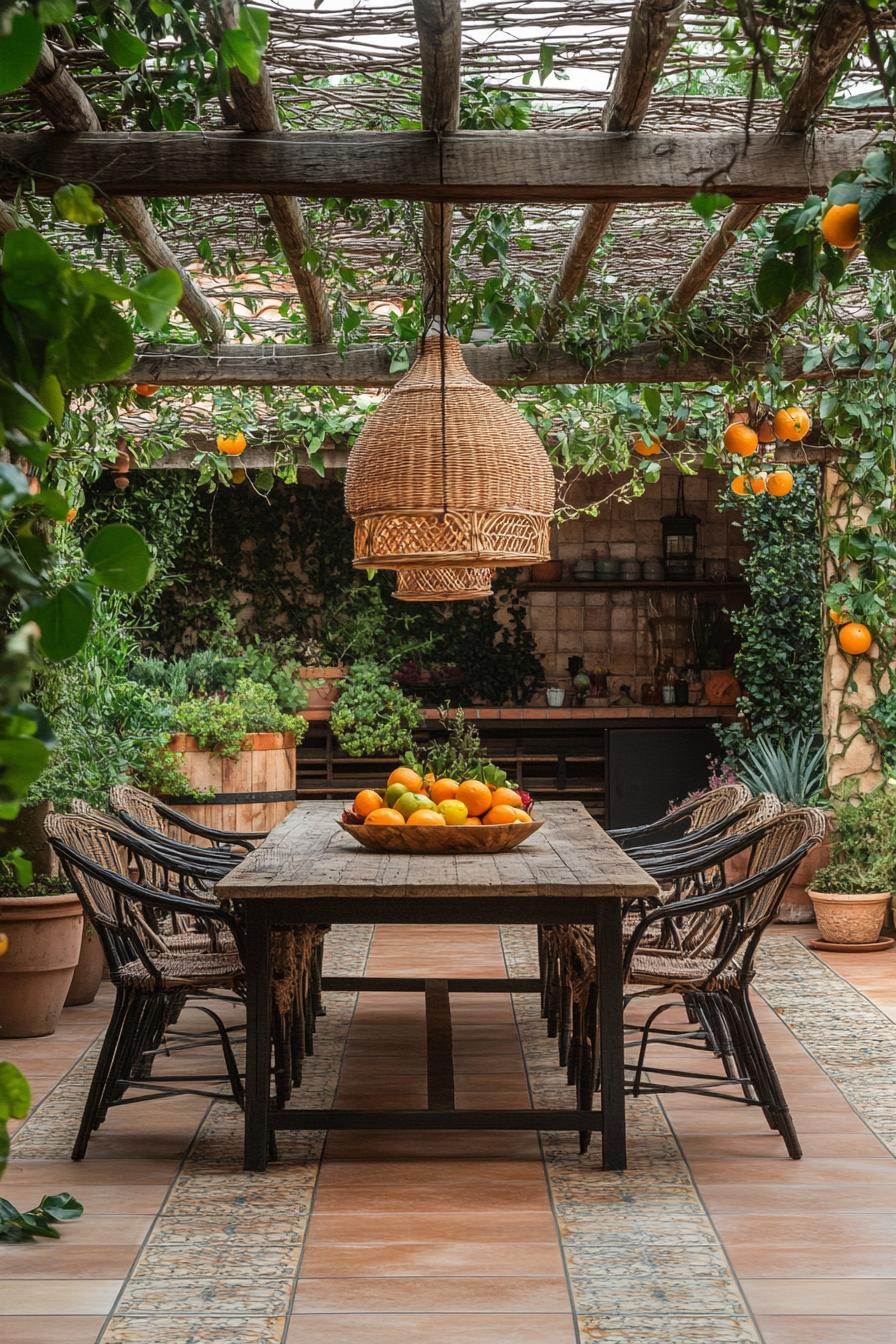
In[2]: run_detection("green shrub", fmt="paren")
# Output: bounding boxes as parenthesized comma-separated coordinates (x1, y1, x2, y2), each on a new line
(814, 783, 896, 894)
(330, 661, 420, 758)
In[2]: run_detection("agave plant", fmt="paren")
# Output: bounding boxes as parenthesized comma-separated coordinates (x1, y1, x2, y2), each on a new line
(736, 732, 827, 806)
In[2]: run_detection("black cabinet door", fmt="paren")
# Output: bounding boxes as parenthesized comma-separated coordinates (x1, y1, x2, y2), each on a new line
(606, 726, 716, 829)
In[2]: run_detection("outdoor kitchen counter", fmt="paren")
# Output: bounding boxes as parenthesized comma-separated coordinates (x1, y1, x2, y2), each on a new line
(302, 704, 739, 722)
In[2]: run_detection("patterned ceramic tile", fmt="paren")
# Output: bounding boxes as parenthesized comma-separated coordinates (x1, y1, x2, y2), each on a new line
(500, 924, 761, 1344)
(102, 1316, 287, 1344)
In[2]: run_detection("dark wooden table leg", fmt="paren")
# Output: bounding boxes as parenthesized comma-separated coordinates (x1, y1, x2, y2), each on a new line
(243, 905, 272, 1172)
(596, 901, 627, 1171)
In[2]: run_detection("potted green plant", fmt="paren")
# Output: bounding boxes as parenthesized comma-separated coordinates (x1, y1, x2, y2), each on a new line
(295, 636, 346, 711)
(733, 732, 830, 923)
(808, 783, 896, 946)
(0, 859, 83, 1039)
(330, 661, 420, 758)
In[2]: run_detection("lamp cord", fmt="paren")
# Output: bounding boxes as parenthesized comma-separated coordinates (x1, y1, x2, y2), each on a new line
(437, 131, 448, 522)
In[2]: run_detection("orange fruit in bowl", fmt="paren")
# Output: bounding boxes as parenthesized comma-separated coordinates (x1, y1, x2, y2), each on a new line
(482, 804, 522, 826)
(423, 771, 436, 790)
(463, 816, 482, 826)
(388, 766, 423, 792)
(407, 809, 446, 826)
(366, 807, 405, 826)
(354, 789, 384, 818)
(511, 808, 532, 823)
(456, 779, 493, 817)
(723, 423, 758, 456)
(429, 778, 459, 804)
(490, 786, 522, 809)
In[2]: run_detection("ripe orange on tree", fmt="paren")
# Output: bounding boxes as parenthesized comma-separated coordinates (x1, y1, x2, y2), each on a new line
(838, 622, 872, 656)
(65, 506, 78, 523)
(482, 803, 522, 826)
(773, 407, 810, 442)
(388, 765, 423, 792)
(749, 474, 767, 495)
(365, 807, 405, 826)
(757, 418, 776, 444)
(217, 430, 247, 456)
(134, 383, 159, 396)
(354, 789, 383, 818)
(766, 469, 794, 497)
(407, 809, 446, 826)
(429, 778, 459, 804)
(730, 474, 750, 497)
(633, 436, 661, 457)
(821, 202, 860, 250)
(723, 423, 758, 457)
(829, 609, 850, 626)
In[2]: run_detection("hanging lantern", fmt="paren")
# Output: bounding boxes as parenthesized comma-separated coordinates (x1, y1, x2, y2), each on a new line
(661, 478, 699, 579)
(345, 327, 554, 570)
(394, 566, 493, 603)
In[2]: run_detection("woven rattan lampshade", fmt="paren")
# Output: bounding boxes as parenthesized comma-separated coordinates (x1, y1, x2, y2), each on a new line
(394, 566, 493, 602)
(345, 330, 554, 569)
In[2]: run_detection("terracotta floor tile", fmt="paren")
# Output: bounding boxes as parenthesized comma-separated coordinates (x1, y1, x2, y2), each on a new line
(311, 1177, 552, 1214)
(0, 1183, 171, 1215)
(711, 1213, 896, 1247)
(1, 1318, 108, 1343)
(291, 1275, 572, 1313)
(698, 1183, 896, 1215)
(304, 1211, 561, 1244)
(0, 1280, 121, 1315)
(285, 1313, 577, 1343)
(726, 1244, 896, 1279)
(757, 1316, 896, 1344)
(686, 1157, 896, 1186)
(299, 1240, 565, 1278)
(0, 1244, 138, 1279)
(677, 1131, 889, 1160)
(742, 1279, 896, 1315)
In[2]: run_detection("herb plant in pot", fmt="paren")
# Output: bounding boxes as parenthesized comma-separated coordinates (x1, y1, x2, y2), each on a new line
(0, 863, 83, 1038)
(808, 783, 896, 947)
(295, 637, 346, 712)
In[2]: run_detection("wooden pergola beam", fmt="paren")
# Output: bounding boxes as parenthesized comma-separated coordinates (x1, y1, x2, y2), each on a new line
(213, 1, 332, 343)
(667, 0, 867, 312)
(0, 129, 874, 204)
(24, 44, 224, 343)
(413, 0, 462, 320)
(111, 334, 869, 388)
(538, 0, 685, 339)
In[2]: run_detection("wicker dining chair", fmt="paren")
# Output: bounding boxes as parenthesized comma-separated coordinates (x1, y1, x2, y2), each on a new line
(109, 782, 266, 852)
(45, 815, 246, 1160)
(607, 781, 752, 850)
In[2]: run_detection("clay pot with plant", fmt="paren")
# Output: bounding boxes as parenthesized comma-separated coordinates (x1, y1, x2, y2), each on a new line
(0, 868, 83, 1038)
(808, 783, 896, 946)
(295, 637, 346, 711)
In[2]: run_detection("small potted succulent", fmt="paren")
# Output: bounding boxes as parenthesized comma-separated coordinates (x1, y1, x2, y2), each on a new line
(808, 782, 896, 946)
(0, 858, 83, 1038)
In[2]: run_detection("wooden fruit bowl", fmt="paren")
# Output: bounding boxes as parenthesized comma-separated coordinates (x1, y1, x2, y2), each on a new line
(338, 819, 544, 854)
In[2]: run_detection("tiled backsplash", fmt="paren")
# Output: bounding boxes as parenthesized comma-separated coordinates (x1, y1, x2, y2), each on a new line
(525, 467, 748, 688)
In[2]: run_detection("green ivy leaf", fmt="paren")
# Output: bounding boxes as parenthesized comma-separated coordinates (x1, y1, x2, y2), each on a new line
(0, 12, 43, 95)
(101, 28, 148, 70)
(221, 27, 262, 83)
(84, 523, 152, 592)
(28, 583, 94, 660)
(131, 268, 182, 331)
(240, 5, 270, 49)
(53, 184, 105, 226)
(689, 192, 733, 221)
(0, 1062, 31, 1124)
(756, 256, 794, 310)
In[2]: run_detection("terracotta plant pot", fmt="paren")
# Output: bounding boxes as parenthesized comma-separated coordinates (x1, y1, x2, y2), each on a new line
(0, 891, 83, 1037)
(778, 821, 831, 924)
(298, 665, 346, 711)
(65, 922, 107, 1007)
(808, 889, 891, 945)
(702, 669, 740, 707)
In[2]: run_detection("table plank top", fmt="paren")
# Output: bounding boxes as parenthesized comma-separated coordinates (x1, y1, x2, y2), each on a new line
(216, 800, 659, 903)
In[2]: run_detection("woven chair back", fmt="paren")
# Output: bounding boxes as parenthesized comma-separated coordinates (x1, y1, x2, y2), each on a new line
(742, 806, 827, 930)
(688, 781, 752, 834)
(44, 813, 152, 974)
(109, 784, 164, 833)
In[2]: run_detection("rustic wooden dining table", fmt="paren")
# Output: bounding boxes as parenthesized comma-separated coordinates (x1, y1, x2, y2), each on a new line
(216, 798, 659, 1173)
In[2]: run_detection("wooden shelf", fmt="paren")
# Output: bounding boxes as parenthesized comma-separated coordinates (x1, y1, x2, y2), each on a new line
(520, 580, 747, 593)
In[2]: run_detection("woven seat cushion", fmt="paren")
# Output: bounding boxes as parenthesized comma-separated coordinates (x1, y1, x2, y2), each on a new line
(164, 929, 237, 954)
(628, 946, 740, 991)
(117, 950, 243, 991)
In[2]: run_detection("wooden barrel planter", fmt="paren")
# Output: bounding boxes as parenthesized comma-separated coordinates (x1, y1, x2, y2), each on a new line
(163, 732, 297, 834)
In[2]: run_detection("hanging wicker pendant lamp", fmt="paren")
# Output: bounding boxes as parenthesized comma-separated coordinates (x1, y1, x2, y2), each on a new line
(394, 565, 493, 603)
(345, 327, 555, 570)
